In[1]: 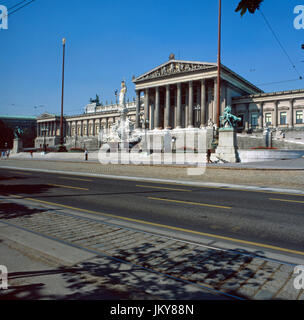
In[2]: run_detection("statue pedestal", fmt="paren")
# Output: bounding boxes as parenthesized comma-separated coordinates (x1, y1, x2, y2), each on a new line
(12, 139, 23, 154)
(214, 128, 240, 163)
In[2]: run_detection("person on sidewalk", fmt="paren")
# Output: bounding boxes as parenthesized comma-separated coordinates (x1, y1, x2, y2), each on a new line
(84, 149, 88, 161)
(6, 150, 10, 159)
(206, 149, 213, 164)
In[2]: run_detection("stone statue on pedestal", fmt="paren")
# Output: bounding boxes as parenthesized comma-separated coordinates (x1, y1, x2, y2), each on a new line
(13, 126, 24, 139)
(214, 106, 241, 163)
(12, 126, 24, 153)
(220, 106, 241, 129)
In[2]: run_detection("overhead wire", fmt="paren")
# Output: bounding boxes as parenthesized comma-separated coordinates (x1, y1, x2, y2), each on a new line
(259, 8, 303, 80)
(7, 0, 36, 16)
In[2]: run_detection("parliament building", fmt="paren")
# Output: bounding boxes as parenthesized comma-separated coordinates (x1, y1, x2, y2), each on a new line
(35, 55, 304, 150)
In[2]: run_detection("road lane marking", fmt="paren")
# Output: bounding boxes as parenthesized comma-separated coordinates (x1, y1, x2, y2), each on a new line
(8, 171, 32, 176)
(7, 194, 304, 257)
(148, 197, 232, 210)
(47, 184, 89, 191)
(270, 198, 304, 204)
(136, 185, 192, 192)
(59, 176, 93, 182)
(2, 166, 304, 197)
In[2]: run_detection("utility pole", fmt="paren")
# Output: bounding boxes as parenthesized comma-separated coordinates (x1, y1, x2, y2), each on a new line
(211, 0, 222, 150)
(217, 0, 222, 129)
(59, 37, 67, 152)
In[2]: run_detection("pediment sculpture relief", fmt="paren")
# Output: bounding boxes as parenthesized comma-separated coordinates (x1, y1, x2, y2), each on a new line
(136, 62, 214, 82)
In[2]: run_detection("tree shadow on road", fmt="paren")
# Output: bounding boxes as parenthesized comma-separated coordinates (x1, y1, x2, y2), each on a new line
(0, 202, 48, 220)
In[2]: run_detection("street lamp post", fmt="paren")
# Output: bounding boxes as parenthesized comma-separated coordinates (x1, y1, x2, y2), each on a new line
(59, 38, 67, 152)
(41, 128, 48, 153)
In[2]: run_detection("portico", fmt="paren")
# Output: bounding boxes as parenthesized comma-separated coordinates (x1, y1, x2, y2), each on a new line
(132, 54, 262, 131)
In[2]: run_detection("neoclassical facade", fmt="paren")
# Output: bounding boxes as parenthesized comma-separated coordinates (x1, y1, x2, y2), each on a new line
(35, 55, 304, 150)
(132, 55, 263, 130)
(232, 89, 304, 131)
(35, 100, 143, 150)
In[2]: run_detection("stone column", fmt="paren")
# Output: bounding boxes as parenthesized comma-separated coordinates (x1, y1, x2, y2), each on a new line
(185, 85, 189, 128)
(288, 99, 294, 128)
(135, 90, 141, 129)
(258, 102, 264, 129)
(144, 89, 149, 129)
(99, 119, 102, 133)
(150, 103, 155, 130)
(79, 120, 83, 136)
(245, 103, 250, 131)
(86, 120, 89, 136)
(273, 101, 278, 128)
(154, 87, 160, 129)
(188, 81, 193, 128)
(165, 85, 170, 129)
(176, 83, 182, 129)
(92, 119, 96, 136)
(200, 79, 206, 127)
(54, 121, 57, 137)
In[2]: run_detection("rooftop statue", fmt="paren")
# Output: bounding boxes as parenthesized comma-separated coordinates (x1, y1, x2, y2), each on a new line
(119, 81, 127, 108)
(13, 126, 24, 139)
(220, 106, 241, 129)
(90, 94, 100, 104)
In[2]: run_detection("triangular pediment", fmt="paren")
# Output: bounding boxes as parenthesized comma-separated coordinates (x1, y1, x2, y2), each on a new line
(133, 60, 216, 82)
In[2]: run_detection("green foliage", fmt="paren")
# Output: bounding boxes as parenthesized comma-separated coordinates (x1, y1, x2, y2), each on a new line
(235, 0, 263, 16)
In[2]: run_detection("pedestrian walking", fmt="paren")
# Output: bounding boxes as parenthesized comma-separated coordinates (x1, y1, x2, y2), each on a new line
(206, 149, 213, 164)
(30, 150, 33, 158)
(6, 150, 10, 159)
(84, 148, 88, 161)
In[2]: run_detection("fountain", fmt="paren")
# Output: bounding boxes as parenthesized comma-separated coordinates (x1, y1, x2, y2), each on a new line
(100, 81, 141, 152)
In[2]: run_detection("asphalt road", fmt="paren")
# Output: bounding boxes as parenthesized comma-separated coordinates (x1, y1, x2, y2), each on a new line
(1, 167, 304, 257)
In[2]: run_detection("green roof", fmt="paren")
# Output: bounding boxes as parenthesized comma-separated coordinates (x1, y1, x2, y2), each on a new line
(0, 115, 37, 120)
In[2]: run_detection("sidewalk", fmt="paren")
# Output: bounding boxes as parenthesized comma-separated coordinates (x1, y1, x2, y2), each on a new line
(6, 151, 304, 170)
(0, 196, 302, 300)
(1, 157, 304, 191)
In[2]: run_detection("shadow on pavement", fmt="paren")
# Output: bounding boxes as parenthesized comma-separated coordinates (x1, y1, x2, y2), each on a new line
(0, 202, 48, 219)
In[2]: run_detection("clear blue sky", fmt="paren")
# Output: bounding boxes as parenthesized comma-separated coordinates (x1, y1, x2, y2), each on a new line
(1, 0, 304, 117)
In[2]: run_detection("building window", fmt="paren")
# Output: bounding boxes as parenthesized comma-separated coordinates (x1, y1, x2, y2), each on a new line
(296, 111, 303, 124)
(280, 112, 287, 125)
(251, 113, 258, 127)
(265, 113, 272, 126)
